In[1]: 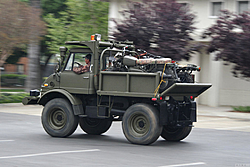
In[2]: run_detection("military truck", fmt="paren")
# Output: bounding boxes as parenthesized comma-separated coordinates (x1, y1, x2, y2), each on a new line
(23, 34, 211, 145)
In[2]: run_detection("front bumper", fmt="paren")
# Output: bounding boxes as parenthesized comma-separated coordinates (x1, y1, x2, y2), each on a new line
(22, 96, 39, 105)
(22, 89, 40, 105)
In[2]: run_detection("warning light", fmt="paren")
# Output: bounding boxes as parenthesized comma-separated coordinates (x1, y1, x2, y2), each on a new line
(160, 96, 163, 100)
(91, 34, 101, 41)
(190, 96, 193, 100)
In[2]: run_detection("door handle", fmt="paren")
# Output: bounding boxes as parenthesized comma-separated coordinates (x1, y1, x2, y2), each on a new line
(83, 77, 89, 79)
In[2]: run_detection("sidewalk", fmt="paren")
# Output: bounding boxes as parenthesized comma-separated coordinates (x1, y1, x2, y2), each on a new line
(198, 105, 250, 120)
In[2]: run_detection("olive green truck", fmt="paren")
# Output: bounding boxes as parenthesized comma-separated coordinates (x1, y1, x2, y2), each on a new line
(23, 35, 211, 145)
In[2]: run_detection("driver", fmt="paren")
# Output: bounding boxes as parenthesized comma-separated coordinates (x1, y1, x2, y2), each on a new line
(73, 54, 91, 74)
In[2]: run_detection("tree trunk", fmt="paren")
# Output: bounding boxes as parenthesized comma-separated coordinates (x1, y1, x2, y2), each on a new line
(25, 0, 42, 92)
(25, 41, 41, 91)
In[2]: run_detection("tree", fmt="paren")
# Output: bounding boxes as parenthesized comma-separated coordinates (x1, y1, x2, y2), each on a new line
(112, 0, 199, 61)
(40, 0, 68, 80)
(0, 0, 45, 92)
(5, 47, 27, 65)
(44, 0, 109, 54)
(41, 0, 67, 18)
(25, 0, 46, 91)
(0, 0, 44, 67)
(203, 10, 250, 79)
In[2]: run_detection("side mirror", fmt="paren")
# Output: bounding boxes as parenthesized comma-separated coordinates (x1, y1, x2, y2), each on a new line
(59, 46, 68, 62)
(55, 54, 61, 72)
(57, 46, 68, 72)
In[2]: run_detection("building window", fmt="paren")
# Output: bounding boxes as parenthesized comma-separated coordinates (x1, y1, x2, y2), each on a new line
(238, 1, 249, 13)
(17, 64, 24, 74)
(211, 2, 223, 16)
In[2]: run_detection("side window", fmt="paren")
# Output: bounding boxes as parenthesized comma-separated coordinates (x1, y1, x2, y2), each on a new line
(65, 53, 74, 71)
(74, 53, 87, 67)
(64, 52, 92, 72)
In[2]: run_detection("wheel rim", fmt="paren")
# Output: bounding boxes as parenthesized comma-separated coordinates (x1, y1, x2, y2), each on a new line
(129, 113, 150, 137)
(48, 108, 67, 130)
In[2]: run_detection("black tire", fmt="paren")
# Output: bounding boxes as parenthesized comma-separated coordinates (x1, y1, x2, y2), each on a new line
(122, 103, 163, 145)
(41, 98, 79, 137)
(79, 117, 112, 135)
(161, 125, 192, 141)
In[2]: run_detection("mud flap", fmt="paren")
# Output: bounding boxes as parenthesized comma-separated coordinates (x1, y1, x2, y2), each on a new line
(159, 101, 169, 126)
(190, 101, 197, 122)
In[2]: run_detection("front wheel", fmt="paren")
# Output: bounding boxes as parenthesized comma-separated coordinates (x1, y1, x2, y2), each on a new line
(161, 125, 192, 141)
(79, 117, 112, 135)
(41, 98, 79, 137)
(122, 103, 162, 145)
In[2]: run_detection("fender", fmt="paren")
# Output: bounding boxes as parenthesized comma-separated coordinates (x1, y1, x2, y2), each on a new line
(38, 89, 84, 115)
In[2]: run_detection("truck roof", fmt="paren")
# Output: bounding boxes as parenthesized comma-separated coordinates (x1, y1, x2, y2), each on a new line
(65, 40, 135, 49)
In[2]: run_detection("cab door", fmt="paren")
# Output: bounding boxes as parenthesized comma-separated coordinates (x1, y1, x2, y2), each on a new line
(60, 52, 91, 94)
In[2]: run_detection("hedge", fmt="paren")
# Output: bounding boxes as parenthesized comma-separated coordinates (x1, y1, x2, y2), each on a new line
(0, 74, 27, 87)
(0, 93, 29, 104)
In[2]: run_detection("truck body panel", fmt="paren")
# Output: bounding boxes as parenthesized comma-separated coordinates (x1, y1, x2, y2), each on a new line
(98, 71, 160, 97)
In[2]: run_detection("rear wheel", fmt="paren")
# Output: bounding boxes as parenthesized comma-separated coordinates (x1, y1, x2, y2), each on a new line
(122, 103, 162, 145)
(161, 125, 192, 141)
(41, 98, 79, 137)
(79, 117, 112, 135)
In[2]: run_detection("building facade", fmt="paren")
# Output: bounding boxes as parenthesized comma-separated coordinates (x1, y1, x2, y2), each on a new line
(108, 0, 250, 107)
(3, 57, 28, 75)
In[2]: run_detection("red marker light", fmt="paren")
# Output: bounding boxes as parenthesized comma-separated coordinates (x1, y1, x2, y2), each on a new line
(190, 96, 193, 100)
(160, 96, 163, 100)
(151, 98, 157, 101)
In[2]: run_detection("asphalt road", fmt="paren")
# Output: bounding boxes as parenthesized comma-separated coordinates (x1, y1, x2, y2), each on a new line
(0, 104, 250, 167)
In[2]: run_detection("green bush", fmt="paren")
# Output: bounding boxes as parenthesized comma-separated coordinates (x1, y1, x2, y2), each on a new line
(0, 93, 29, 104)
(232, 106, 250, 113)
(0, 89, 25, 92)
(0, 74, 27, 87)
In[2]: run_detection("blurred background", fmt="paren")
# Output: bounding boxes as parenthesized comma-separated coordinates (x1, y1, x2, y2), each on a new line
(0, 0, 250, 110)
